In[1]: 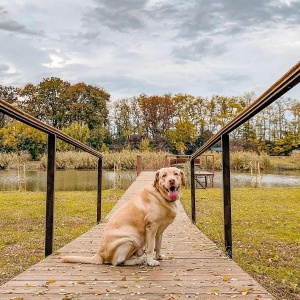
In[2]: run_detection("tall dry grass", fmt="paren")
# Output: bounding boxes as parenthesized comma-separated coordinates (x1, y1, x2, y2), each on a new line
(1, 150, 273, 171)
(290, 152, 300, 168)
(40, 150, 171, 170)
(0, 153, 19, 170)
(209, 151, 271, 171)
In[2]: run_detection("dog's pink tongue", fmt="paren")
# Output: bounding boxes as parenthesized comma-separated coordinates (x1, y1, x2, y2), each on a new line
(168, 190, 178, 201)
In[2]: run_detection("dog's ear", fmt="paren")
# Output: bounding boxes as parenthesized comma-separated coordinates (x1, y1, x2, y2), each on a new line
(153, 170, 160, 189)
(180, 170, 186, 186)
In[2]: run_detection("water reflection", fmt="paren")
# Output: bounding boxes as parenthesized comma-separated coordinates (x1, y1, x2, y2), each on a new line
(0, 170, 137, 192)
(0, 169, 299, 192)
(213, 171, 300, 188)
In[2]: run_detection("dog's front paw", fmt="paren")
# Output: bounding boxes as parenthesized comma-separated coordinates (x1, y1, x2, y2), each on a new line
(156, 254, 166, 260)
(147, 258, 160, 266)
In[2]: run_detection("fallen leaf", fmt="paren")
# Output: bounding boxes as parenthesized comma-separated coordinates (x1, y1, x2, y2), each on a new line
(210, 289, 220, 295)
(46, 279, 56, 284)
(93, 291, 102, 295)
(223, 275, 230, 281)
(239, 287, 252, 295)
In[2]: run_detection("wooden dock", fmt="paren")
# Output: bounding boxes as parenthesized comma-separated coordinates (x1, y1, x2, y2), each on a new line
(0, 171, 273, 299)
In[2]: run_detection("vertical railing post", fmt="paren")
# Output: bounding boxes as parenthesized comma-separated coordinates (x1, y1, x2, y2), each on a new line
(97, 157, 102, 224)
(45, 133, 56, 257)
(190, 158, 196, 224)
(137, 155, 142, 176)
(221, 134, 232, 258)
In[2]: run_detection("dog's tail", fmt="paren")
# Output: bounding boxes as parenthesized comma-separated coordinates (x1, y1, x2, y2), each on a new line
(61, 253, 103, 264)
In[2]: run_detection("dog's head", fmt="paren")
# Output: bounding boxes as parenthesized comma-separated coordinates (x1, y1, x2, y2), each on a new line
(153, 167, 186, 202)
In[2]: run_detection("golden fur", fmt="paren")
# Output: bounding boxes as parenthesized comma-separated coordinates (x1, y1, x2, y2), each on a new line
(61, 167, 185, 266)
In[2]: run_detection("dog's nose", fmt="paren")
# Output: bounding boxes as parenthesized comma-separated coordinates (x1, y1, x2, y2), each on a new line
(169, 179, 175, 185)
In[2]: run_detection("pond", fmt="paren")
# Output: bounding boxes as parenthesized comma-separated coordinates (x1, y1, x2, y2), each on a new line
(0, 170, 137, 192)
(0, 169, 299, 192)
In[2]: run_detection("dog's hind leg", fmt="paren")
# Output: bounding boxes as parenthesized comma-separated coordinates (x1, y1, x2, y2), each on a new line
(111, 242, 138, 266)
(123, 255, 145, 266)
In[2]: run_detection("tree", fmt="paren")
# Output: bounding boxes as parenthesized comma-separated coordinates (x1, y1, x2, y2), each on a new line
(113, 98, 134, 140)
(81, 85, 110, 130)
(0, 85, 20, 128)
(139, 94, 176, 139)
(57, 122, 90, 151)
(166, 118, 197, 154)
(213, 95, 241, 127)
(66, 83, 110, 150)
(172, 93, 198, 122)
(193, 96, 209, 137)
(205, 97, 218, 133)
(289, 100, 300, 138)
(0, 121, 47, 159)
(20, 78, 70, 128)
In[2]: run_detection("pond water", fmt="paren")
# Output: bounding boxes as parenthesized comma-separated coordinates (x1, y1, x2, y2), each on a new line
(0, 170, 137, 192)
(0, 169, 299, 192)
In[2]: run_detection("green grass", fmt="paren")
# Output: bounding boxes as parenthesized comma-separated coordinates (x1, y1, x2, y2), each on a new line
(1, 187, 300, 300)
(0, 190, 124, 285)
(181, 187, 300, 300)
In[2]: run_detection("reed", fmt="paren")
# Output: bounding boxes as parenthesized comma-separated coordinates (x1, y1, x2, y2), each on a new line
(290, 152, 300, 168)
(230, 151, 271, 171)
(0, 153, 19, 170)
(1, 150, 276, 171)
(208, 151, 271, 171)
(40, 150, 171, 170)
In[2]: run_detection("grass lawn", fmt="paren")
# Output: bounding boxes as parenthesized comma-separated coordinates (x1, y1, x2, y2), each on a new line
(181, 187, 300, 300)
(0, 190, 124, 285)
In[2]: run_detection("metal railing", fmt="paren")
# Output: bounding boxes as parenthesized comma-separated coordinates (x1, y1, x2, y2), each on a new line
(190, 61, 300, 258)
(0, 100, 103, 256)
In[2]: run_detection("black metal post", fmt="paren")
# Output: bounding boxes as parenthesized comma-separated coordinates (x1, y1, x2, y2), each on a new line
(45, 134, 56, 257)
(97, 157, 102, 223)
(190, 158, 196, 224)
(221, 134, 232, 258)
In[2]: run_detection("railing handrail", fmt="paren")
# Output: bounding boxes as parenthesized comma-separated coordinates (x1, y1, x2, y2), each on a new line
(0, 99, 102, 158)
(191, 61, 300, 160)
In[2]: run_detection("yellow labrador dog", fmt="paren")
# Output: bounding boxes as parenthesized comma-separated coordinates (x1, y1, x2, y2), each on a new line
(62, 167, 185, 267)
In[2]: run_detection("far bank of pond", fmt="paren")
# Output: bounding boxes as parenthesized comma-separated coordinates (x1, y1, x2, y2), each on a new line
(0, 169, 299, 192)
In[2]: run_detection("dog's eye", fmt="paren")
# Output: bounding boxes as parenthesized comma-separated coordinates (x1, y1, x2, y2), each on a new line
(162, 174, 167, 177)
(174, 172, 178, 176)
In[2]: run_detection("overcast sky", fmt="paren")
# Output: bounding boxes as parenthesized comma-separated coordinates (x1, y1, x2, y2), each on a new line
(0, 0, 299, 101)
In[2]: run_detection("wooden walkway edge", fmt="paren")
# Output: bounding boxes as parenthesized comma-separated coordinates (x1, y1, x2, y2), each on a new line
(0, 171, 274, 299)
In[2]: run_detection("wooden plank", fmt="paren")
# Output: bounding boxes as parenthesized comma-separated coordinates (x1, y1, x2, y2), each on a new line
(0, 171, 274, 299)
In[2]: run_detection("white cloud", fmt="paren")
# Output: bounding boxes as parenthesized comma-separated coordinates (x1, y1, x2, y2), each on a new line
(0, 0, 299, 100)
